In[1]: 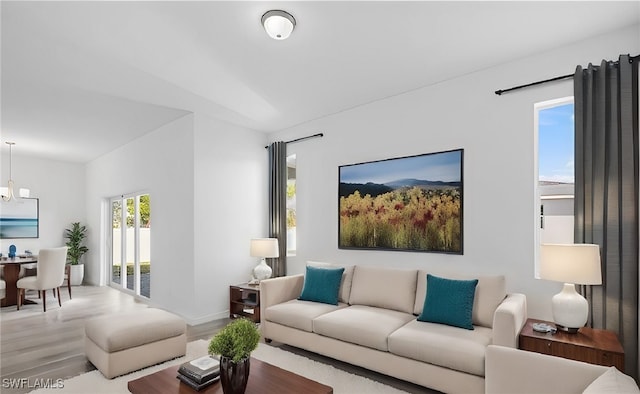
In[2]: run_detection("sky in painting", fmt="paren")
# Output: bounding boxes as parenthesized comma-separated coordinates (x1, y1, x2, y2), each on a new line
(340, 150, 462, 184)
(539, 102, 574, 184)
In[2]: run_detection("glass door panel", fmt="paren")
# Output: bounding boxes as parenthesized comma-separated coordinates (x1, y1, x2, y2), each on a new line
(140, 194, 151, 298)
(125, 197, 135, 291)
(109, 193, 151, 299)
(111, 200, 122, 285)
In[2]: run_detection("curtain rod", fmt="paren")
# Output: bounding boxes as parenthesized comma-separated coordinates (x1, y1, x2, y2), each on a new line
(495, 54, 640, 96)
(265, 132, 323, 149)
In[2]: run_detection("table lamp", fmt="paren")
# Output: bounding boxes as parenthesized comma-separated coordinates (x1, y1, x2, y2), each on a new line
(249, 238, 279, 283)
(539, 243, 602, 333)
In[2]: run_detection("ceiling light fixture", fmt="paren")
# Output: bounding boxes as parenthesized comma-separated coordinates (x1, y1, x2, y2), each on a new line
(261, 10, 296, 40)
(1, 142, 30, 202)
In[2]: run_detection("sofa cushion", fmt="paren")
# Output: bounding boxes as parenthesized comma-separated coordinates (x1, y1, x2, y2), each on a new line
(299, 266, 345, 305)
(349, 266, 418, 314)
(418, 274, 478, 330)
(313, 305, 415, 351)
(388, 319, 492, 376)
(414, 270, 506, 328)
(307, 261, 355, 303)
(265, 299, 348, 332)
(583, 367, 640, 394)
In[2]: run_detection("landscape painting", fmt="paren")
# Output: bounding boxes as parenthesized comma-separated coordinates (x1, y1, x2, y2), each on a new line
(0, 198, 39, 239)
(339, 149, 463, 254)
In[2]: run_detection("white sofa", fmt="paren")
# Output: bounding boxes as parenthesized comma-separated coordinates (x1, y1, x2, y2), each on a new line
(260, 264, 527, 394)
(486, 345, 639, 394)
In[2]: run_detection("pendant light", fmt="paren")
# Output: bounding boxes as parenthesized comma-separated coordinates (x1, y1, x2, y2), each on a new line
(1, 142, 30, 201)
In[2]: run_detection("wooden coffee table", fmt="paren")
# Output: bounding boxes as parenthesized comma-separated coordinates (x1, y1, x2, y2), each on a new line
(127, 357, 333, 393)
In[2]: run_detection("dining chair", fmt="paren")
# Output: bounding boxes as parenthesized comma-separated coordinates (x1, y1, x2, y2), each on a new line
(17, 247, 68, 312)
(37, 264, 71, 300)
(0, 279, 5, 300)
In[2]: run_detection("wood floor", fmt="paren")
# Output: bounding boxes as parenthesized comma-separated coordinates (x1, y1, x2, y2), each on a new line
(0, 286, 228, 394)
(1, 285, 435, 394)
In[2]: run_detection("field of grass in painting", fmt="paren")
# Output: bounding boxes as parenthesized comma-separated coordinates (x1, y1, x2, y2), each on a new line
(339, 186, 461, 252)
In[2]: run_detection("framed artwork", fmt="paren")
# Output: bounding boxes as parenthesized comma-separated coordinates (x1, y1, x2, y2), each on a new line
(0, 198, 39, 239)
(339, 149, 463, 254)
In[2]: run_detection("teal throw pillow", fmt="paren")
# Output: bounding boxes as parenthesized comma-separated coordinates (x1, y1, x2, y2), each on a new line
(299, 266, 345, 305)
(417, 274, 478, 330)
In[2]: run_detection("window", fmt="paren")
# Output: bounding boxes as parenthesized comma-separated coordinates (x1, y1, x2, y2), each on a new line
(110, 193, 151, 298)
(535, 98, 574, 271)
(286, 154, 296, 256)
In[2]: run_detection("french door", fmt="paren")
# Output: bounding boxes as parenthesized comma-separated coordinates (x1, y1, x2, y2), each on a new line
(110, 193, 151, 298)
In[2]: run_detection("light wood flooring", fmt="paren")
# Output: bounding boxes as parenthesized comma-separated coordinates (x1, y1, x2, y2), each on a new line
(0, 285, 228, 394)
(1, 285, 435, 394)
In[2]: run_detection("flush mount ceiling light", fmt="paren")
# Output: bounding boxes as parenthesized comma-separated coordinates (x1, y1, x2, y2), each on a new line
(261, 10, 296, 40)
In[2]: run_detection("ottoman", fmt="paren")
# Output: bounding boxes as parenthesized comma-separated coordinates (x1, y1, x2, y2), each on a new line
(85, 308, 187, 379)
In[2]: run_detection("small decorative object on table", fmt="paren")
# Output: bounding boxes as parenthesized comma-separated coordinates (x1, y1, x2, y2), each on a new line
(532, 322, 557, 333)
(208, 318, 260, 394)
(176, 355, 220, 391)
(8, 245, 16, 258)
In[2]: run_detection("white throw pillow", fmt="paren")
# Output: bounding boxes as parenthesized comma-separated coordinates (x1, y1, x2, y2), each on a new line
(583, 367, 640, 394)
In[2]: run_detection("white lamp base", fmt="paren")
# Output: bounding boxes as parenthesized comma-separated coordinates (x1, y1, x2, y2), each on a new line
(252, 258, 273, 283)
(552, 283, 588, 333)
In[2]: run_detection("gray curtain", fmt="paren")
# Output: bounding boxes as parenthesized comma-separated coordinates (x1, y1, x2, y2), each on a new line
(268, 141, 287, 277)
(574, 54, 638, 379)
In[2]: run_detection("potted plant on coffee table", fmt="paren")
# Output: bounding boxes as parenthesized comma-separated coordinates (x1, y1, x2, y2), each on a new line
(65, 222, 89, 286)
(208, 318, 260, 394)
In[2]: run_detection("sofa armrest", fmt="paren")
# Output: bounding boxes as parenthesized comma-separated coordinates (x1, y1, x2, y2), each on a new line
(485, 345, 608, 394)
(492, 293, 527, 348)
(259, 274, 304, 316)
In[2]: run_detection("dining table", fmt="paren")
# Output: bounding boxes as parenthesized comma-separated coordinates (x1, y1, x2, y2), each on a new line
(1, 256, 38, 307)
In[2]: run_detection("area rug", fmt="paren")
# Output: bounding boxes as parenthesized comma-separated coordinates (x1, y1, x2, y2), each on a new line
(30, 340, 409, 393)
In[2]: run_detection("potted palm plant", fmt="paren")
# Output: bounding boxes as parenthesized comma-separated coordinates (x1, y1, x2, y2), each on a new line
(208, 318, 260, 394)
(65, 222, 89, 285)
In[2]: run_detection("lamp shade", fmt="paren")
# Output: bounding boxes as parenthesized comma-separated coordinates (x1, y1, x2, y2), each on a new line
(250, 238, 279, 258)
(540, 244, 602, 285)
(261, 10, 295, 40)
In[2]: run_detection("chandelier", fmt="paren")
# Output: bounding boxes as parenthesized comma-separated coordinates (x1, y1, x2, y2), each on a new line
(1, 142, 30, 202)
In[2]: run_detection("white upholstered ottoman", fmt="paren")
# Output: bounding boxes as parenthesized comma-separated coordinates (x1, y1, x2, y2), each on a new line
(84, 308, 186, 379)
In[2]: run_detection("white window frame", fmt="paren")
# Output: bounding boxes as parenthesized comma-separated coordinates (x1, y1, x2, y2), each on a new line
(533, 96, 574, 277)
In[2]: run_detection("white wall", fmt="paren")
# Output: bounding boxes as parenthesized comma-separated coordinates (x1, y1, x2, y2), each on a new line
(85, 114, 198, 318)
(0, 153, 85, 254)
(268, 24, 640, 321)
(84, 113, 267, 323)
(192, 113, 267, 324)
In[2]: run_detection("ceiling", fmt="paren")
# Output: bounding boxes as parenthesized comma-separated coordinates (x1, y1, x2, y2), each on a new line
(2, 1, 638, 163)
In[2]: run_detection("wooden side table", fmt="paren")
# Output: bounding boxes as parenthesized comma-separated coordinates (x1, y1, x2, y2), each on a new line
(519, 318, 624, 370)
(229, 283, 261, 323)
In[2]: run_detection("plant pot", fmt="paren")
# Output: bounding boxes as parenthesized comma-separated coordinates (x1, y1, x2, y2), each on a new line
(69, 264, 84, 286)
(219, 356, 250, 394)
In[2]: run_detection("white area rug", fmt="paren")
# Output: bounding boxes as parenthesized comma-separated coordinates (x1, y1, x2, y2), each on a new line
(31, 340, 409, 394)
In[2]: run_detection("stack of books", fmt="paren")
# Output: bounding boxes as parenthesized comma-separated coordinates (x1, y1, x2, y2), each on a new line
(176, 355, 220, 391)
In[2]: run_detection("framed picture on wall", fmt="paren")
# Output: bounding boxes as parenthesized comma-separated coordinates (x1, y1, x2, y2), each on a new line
(339, 149, 463, 254)
(0, 198, 39, 239)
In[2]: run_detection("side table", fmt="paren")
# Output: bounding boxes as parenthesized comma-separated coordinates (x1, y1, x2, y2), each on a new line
(229, 283, 261, 323)
(519, 318, 624, 370)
